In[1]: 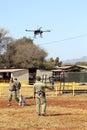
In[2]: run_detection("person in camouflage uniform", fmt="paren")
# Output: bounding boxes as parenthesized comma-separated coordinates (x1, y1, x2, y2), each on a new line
(8, 78, 19, 106)
(14, 78, 21, 97)
(33, 76, 53, 116)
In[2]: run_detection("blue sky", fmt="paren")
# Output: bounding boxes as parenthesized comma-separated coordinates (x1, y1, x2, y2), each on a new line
(0, 0, 87, 61)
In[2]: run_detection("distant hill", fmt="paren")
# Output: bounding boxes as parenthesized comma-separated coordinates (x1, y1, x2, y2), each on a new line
(63, 56, 87, 64)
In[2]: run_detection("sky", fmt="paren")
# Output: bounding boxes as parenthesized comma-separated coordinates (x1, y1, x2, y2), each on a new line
(0, 0, 87, 62)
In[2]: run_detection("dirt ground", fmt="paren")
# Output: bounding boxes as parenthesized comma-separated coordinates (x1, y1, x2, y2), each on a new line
(0, 94, 87, 130)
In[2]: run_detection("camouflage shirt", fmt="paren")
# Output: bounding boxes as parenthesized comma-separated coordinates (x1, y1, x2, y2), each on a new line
(33, 81, 46, 93)
(9, 82, 17, 91)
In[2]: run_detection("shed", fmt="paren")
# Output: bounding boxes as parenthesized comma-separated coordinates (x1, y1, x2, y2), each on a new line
(0, 69, 29, 84)
(51, 65, 87, 82)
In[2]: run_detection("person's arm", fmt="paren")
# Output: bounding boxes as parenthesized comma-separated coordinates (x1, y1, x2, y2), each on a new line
(46, 86, 54, 91)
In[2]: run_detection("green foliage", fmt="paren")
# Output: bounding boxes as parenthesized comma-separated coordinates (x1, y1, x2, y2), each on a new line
(1, 37, 48, 68)
(43, 57, 62, 69)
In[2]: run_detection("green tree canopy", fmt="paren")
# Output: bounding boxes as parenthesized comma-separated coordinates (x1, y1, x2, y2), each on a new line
(3, 37, 48, 68)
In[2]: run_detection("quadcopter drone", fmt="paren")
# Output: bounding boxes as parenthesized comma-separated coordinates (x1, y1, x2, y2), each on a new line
(25, 27, 51, 38)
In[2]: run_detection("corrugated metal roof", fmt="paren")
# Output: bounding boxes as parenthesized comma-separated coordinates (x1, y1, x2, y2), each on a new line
(52, 65, 87, 72)
(55, 65, 72, 69)
(0, 69, 27, 73)
(76, 65, 87, 69)
(51, 69, 62, 72)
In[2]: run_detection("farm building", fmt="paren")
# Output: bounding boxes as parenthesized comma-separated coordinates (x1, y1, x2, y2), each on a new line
(0, 65, 87, 84)
(0, 69, 29, 84)
(52, 65, 87, 82)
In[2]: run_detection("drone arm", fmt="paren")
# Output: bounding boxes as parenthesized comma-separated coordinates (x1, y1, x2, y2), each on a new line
(25, 29, 34, 32)
(43, 30, 51, 32)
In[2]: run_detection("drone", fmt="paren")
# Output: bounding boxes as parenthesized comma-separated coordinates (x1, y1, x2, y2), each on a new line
(25, 27, 51, 38)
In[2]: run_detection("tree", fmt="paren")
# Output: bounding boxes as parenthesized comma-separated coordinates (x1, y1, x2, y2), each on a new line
(0, 29, 63, 69)
(3, 37, 48, 68)
(0, 28, 13, 55)
(43, 57, 63, 69)
(54, 57, 59, 66)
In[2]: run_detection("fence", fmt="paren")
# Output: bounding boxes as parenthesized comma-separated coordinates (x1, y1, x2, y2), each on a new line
(0, 82, 87, 98)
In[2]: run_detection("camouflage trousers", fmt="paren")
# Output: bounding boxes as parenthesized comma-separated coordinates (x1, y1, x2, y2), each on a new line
(36, 95, 46, 115)
(8, 91, 19, 104)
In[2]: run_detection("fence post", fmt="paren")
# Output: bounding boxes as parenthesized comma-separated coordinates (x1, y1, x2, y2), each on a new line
(0, 86, 2, 97)
(72, 82, 76, 96)
(59, 82, 62, 94)
(56, 83, 59, 96)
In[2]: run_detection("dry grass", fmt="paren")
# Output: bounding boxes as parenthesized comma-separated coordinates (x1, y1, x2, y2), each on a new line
(0, 94, 87, 130)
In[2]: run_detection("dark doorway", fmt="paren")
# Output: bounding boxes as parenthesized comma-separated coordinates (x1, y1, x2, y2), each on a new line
(29, 68, 36, 85)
